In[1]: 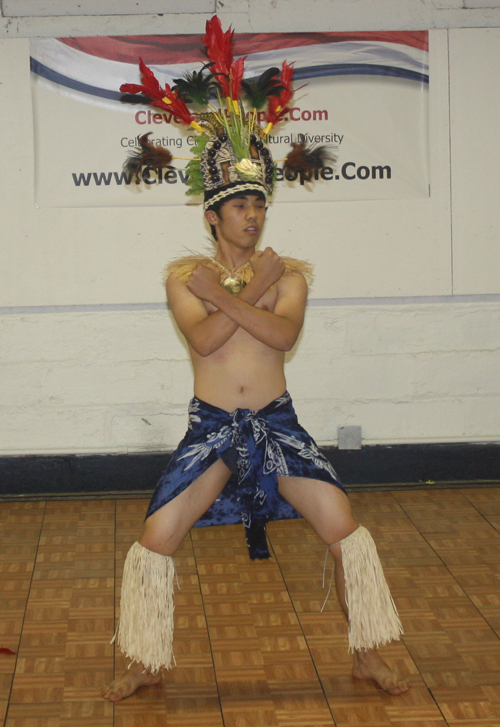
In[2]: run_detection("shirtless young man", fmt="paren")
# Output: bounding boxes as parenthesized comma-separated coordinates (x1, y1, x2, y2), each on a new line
(102, 191, 410, 702)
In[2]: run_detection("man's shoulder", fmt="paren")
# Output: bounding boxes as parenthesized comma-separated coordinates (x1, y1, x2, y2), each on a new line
(280, 257, 314, 287)
(162, 251, 314, 288)
(163, 254, 212, 286)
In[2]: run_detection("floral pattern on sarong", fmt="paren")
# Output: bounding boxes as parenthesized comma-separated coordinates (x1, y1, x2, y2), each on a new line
(146, 392, 344, 559)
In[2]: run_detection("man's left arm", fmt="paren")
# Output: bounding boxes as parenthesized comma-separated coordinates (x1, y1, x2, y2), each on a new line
(190, 269, 308, 351)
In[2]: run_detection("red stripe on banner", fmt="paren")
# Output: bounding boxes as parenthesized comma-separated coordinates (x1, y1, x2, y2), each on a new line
(58, 31, 428, 66)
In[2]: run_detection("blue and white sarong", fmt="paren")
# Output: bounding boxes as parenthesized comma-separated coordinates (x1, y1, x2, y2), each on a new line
(146, 392, 344, 559)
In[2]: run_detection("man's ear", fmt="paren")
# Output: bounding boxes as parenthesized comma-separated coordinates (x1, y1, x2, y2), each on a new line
(205, 209, 218, 225)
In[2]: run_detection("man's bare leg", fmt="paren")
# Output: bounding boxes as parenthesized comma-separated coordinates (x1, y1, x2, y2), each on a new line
(102, 458, 232, 702)
(329, 540, 410, 695)
(278, 476, 410, 695)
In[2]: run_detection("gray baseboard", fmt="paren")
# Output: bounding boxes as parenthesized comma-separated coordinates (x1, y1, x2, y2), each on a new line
(1, 442, 499, 500)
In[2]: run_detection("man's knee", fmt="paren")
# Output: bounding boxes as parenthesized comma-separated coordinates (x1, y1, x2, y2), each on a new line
(139, 520, 182, 557)
(328, 523, 360, 555)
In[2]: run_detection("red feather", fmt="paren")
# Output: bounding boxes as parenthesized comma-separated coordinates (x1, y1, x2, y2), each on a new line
(120, 57, 165, 101)
(0, 647, 16, 655)
(151, 91, 194, 127)
(265, 61, 295, 127)
(120, 58, 196, 126)
(230, 57, 246, 100)
(279, 61, 294, 94)
(120, 82, 147, 95)
(202, 15, 234, 97)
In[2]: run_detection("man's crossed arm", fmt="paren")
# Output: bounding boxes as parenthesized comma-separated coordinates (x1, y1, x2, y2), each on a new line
(167, 248, 308, 356)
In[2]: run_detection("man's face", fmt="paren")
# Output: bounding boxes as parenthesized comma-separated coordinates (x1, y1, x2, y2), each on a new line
(207, 194, 267, 249)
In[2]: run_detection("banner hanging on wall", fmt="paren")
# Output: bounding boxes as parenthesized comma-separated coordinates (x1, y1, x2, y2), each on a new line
(30, 30, 429, 208)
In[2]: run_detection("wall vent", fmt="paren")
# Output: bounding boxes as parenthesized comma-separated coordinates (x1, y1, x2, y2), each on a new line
(338, 426, 362, 451)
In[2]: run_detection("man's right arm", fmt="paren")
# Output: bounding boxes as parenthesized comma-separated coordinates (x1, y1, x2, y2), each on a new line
(167, 254, 282, 356)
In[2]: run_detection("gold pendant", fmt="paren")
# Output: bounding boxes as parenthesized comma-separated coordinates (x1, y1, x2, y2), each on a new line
(211, 258, 251, 295)
(221, 277, 247, 295)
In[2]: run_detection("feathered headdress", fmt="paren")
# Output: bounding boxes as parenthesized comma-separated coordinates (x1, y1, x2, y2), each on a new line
(120, 16, 335, 208)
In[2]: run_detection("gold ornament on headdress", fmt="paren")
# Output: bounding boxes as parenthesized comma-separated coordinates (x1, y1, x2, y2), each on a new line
(119, 15, 336, 208)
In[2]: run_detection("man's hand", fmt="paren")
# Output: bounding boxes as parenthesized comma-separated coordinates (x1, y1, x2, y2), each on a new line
(250, 247, 285, 290)
(187, 263, 221, 303)
(168, 256, 307, 356)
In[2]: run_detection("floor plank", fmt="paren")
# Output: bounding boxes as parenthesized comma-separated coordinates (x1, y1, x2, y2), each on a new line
(2, 488, 500, 725)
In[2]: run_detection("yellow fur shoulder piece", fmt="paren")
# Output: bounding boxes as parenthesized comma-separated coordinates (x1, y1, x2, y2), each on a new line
(281, 257, 314, 286)
(163, 255, 212, 285)
(163, 254, 314, 287)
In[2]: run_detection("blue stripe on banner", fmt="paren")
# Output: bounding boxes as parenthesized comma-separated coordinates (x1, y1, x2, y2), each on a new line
(293, 64, 429, 84)
(30, 57, 428, 103)
(30, 57, 123, 101)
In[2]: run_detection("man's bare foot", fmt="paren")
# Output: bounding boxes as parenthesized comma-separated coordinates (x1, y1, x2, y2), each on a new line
(101, 662, 162, 702)
(352, 649, 410, 696)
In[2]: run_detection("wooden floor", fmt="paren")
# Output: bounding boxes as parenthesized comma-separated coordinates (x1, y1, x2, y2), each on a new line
(2, 487, 500, 726)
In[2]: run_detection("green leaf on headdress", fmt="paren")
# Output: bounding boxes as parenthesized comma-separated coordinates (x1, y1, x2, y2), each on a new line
(241, 67, 284, 110)
(183, 133, 210, 196)
(190, 133, 211, 157)
(185, 158, 205, 196)
(271, 162, 278, 192)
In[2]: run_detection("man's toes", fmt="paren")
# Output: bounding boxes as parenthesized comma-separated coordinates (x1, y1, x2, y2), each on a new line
(102, 681, 123, 701)
(387, 685, 403, 695)
(109, 684, 127, 702)
(387, 679, 410, 696)
(108, 690, 123, 702)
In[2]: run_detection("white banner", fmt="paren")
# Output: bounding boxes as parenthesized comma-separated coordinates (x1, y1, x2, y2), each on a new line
(30, 31, 429, 208)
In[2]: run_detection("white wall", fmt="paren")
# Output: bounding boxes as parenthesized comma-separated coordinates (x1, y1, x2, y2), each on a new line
(2, 299, 500, 455)
(449, 28, 500, 294)
(2, 0, 500, 36)
(1, 1, 500, 455)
